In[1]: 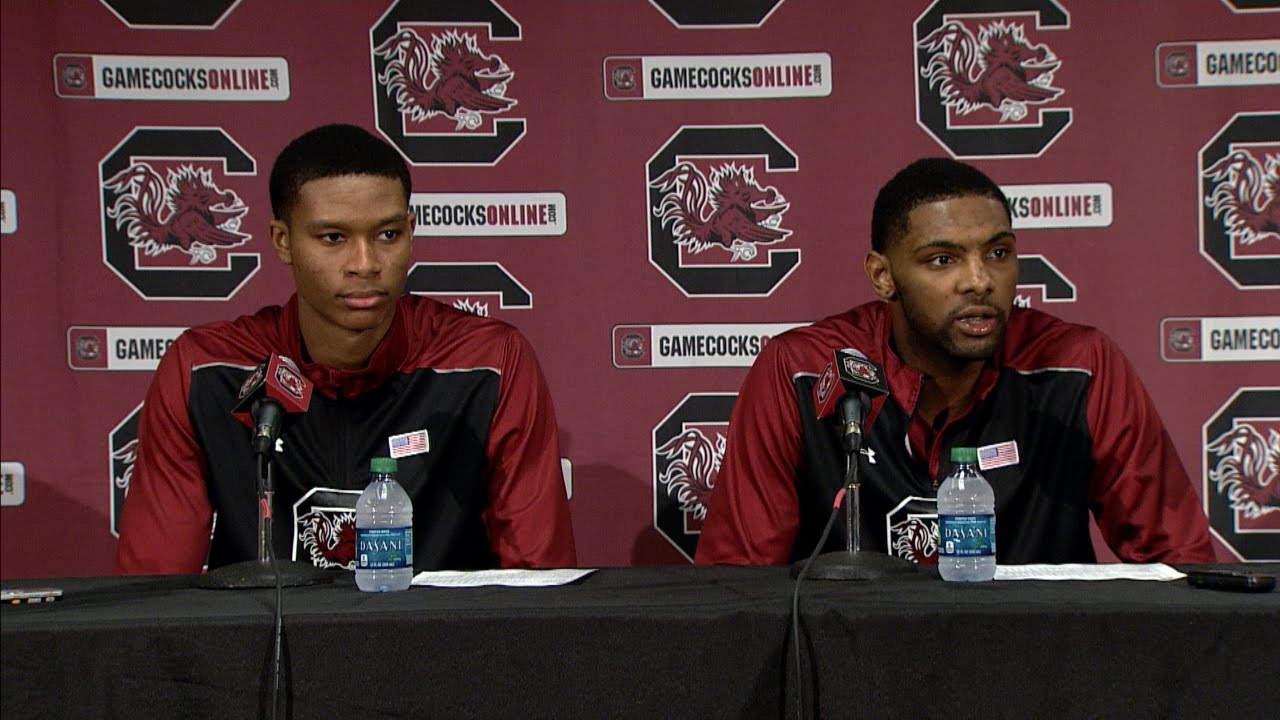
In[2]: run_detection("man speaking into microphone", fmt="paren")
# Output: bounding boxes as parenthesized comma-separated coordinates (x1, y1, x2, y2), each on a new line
(115, 124, 575, 574)
(695, 158, 1213, 566)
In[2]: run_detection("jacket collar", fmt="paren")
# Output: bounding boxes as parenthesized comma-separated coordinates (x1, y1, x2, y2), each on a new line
(277, 294, 411, 399)
(872, 301, 1002, 420)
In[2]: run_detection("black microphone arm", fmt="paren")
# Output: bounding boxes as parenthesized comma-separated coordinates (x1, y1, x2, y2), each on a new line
(837, 392, 870, 554)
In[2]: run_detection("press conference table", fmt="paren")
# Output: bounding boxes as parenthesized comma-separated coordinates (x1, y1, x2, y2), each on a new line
(2, 564, 1277, 719)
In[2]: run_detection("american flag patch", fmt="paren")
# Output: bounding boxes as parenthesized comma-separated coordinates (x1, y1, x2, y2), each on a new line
(977, 440, 1019, 471)
(388, 429, 429, 459)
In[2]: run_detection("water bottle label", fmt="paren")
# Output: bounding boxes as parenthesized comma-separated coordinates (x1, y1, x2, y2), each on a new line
(355, 526, 414, 569)
(938, 514, 995, 557)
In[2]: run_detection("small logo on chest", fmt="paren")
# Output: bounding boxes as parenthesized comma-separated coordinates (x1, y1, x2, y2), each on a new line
(388, 429, 430, 458)
(977, 440, 1019, 471)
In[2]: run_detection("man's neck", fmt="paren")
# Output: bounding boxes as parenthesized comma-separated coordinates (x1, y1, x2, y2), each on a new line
(297, 310, 393, 372)
(890, 319, 987, 425)
(914, 363, 985, 427)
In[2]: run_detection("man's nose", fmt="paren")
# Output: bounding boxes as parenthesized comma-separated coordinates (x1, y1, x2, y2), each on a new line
(344, 237, 380, 275)
(958, 254, 993, 295)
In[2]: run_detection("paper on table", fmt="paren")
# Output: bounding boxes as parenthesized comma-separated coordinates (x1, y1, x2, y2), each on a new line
(993, 563, 1185, 581)
(411, 568, 595, 588)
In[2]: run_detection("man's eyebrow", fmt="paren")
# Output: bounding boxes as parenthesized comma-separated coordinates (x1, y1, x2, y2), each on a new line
(913, 231, 1015, 252)
(303, 213, 408, 233)
(375, 212, 410, 227)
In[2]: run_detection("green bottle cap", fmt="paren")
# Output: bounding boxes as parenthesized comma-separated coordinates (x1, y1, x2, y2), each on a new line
(950, 447, 978, 463)
(369, 457, 397, 474)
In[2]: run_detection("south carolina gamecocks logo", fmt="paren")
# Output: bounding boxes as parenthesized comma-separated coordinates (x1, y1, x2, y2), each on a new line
(918, 20, 1062, 123)
(913, 1, 1071, 158)
(452, 298, 490, 317)
(1203, 388, 1279, 561)
(886, 496, 939, 564)
(103, 163, 249, 265)
(1206, 424, 1280, 521)
(297, 510, 356, 569)
(112, 438, 138, 497)
(655, 428, 725, 521)
(374, 29, 516, 131)
(651, 162, 790, 262)
(891, 516, 939, 562)
(645, 126, 800, 297)
(843, 357, 879, 384)
(1202, 150, 1280, 249)
(652, 393, 736, 560)
(274, 363, 305, 400)
(293, 487, 362, 568)
(109, 403, 143, 538)
(1198, 113, 1279, 289)
(369, 0, 524, 165)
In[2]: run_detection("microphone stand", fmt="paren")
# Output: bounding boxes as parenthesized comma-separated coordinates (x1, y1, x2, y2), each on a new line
(198, 450, 333, 589)
(792, 397, 916, 581)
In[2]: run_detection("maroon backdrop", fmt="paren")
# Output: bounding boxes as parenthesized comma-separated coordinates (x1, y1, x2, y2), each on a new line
(2, 0, 1277, 579)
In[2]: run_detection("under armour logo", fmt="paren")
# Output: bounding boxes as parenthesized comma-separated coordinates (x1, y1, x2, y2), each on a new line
(861, 447, 877, 465)
(275, 437, 284, 454)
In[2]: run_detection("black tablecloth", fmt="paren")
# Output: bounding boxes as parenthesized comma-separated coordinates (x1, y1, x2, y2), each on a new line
(3, 564, 1277, 719)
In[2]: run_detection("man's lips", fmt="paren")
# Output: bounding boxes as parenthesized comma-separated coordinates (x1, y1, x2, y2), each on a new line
(953, 306, 1001, 336)
(339, 291, 386, 310)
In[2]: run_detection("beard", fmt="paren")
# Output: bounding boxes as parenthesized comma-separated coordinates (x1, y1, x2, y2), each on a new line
(896, 283, 1007, 364)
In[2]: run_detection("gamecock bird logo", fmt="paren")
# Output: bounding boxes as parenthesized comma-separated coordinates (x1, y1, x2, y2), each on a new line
(655, 428, 726, 519)
(298, 510, 357, 569)
(890, 516, 938, 563)
(453, 298, 490, 317)
(918, 20, 1062, 122)
(111, 438, 138, 494)
(1203, 150, 1280, 247)
(374, 28, 516, 131)
(1207, 424, 1280, 520)
(651, 162, 790, 262)
(103, 163, 249, 264)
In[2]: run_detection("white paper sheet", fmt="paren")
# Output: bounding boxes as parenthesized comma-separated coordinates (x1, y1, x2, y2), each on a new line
(411, 568, 595, 588)
(993, 563, 1186, 581)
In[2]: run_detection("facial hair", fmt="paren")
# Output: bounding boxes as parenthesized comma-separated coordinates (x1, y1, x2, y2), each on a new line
(895, 276, 1007, 364)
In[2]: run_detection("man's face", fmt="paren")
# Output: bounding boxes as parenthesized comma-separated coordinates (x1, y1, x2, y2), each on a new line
(270, 174, 413, 345)
(865, 195, 1017, 372)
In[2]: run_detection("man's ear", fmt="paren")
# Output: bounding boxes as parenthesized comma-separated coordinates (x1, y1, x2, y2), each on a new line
(269, 219, 292, 265)
(864, 251, 896, 301)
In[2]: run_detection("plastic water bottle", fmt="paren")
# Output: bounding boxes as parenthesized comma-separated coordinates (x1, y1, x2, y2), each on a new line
(355, 457, 414, 592)
(937, 447, 996, 582)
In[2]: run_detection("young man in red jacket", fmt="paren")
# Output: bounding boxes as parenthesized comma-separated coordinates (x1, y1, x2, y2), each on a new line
(696, 158, 1213, 566)
(116, 124, 576, 574)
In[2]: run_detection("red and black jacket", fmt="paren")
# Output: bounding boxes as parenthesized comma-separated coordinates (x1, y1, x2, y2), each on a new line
(116, 295, 576, 573)
(695, 301, 1214, 565)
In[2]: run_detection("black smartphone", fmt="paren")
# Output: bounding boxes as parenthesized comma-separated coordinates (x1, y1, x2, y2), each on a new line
(1186, 570, 1277, 593)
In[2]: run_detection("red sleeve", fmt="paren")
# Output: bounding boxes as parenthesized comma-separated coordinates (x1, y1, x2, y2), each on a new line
(114, 336, 214, 574)
(694, 338, 804, 565)
(1086, 333, 1215, 562)
(482, 329, 577, 568)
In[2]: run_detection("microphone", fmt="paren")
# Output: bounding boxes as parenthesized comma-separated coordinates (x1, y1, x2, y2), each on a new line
(793, 348, 914, 581)
(199, 353, 331, 592)
(812, 349, 889, 438)
(832, 349, 888, 454)
(232, 355, 313, 457)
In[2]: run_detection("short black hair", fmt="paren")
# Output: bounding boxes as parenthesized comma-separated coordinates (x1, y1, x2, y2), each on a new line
(268, 124, 411, 220)
(870, 158, 1011, 252)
